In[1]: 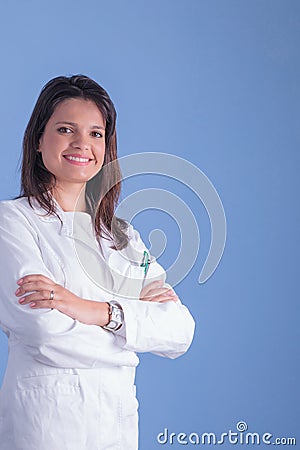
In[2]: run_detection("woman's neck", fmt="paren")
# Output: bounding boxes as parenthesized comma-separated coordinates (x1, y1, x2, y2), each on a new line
(52, 183, 87, 212)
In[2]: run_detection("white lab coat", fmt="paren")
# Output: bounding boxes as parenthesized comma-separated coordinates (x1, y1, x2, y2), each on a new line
(0, 197, 195, 450)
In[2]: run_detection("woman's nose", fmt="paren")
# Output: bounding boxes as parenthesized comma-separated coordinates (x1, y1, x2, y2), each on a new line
(71, 133, 90, 150)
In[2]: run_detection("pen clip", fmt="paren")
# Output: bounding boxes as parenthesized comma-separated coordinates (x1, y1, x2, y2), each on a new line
(140, 250, 150, 277)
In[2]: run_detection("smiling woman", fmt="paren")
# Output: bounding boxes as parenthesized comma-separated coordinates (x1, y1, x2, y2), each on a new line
(0, 75, 195, 450)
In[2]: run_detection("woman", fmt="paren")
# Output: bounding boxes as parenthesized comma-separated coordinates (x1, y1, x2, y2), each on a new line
(0, 75, 195, 450)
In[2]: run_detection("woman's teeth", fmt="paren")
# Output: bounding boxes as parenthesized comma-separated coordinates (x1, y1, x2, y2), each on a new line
(64, 156, 90, 162)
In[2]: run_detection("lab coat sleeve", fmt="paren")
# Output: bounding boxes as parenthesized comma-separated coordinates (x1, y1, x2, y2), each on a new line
(112, 226, 195, 359)
(0, 201, 124, 368)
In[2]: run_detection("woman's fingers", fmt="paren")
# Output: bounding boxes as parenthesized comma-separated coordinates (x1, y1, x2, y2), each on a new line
(141, 287, 173, 298)
(15, 274, 59, 308)
(151, 294, 178, 303)
(15, 273, 55, 296)
(140, 286, 178, 303)
(26, 300, 56, 309)
(140, 281, 171, 298)
(15, 281, 54, 296)
(141, 287, 173, 299)
(17, 274, 54, 286)
(18, 290, 58, 305)
(139, 280, 164, 298)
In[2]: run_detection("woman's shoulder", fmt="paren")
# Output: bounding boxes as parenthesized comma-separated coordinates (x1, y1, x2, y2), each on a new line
(0, 197, 35, 221)
(0, 196, 28, 206)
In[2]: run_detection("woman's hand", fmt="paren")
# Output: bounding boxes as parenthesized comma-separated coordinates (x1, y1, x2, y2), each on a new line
(139, 280, 178, 303)
(15, 274, 110, 327)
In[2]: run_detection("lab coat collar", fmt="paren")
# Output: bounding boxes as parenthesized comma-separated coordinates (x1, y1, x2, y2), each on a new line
(29, 195, 91, 237)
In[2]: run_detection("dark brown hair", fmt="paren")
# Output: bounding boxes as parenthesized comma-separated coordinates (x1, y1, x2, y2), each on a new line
(21, 74, 128, 249)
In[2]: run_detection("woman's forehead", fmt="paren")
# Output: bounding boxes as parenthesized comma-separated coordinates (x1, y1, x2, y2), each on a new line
(49, 98, 105, 126)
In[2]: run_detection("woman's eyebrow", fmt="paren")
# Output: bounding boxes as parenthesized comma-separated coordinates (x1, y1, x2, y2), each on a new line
(55, 121, 105, 131)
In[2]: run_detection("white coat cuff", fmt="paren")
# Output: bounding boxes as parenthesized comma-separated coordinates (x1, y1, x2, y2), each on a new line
(110, 297, 195, 358)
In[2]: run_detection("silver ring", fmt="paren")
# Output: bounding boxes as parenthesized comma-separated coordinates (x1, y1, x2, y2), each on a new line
(49, 290, 54, 300)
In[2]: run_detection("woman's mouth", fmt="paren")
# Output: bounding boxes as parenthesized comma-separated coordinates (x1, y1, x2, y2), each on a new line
(63, 154, 94, 166)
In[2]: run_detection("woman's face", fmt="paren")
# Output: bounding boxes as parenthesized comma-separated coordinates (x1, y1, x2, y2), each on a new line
(38, 98, 106, 189)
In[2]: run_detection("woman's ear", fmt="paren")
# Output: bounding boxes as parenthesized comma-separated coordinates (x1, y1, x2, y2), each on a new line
(38, 135, 44, 152)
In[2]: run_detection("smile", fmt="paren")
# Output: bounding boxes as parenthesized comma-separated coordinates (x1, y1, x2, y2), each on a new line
(64, 155, 91, 162)
(63, 155, 94, 166)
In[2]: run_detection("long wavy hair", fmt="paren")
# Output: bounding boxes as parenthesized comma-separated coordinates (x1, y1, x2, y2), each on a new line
(21, 74, 128, 249)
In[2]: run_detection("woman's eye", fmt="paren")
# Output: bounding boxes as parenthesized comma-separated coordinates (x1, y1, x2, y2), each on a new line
(91, 131, 103, 138)
(57, 127, 72, 134)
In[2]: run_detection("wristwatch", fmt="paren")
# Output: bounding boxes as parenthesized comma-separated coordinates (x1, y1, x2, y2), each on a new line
(102, 302, 124, 331)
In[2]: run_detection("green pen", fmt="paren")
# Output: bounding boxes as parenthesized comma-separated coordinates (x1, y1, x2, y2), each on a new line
(140, 250, 150, 284)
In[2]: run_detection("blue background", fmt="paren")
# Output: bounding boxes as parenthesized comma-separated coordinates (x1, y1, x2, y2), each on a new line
(0, 0, 299, 447)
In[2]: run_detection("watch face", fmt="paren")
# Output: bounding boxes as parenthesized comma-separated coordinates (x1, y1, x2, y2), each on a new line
(115, 311, 122, 320)
(106, 320, 117, 330)
(111, 306, 123, 322)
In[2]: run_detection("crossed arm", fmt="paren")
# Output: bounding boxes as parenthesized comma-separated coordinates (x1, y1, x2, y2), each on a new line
(15, 274, 179, 327)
